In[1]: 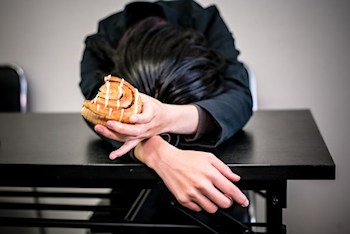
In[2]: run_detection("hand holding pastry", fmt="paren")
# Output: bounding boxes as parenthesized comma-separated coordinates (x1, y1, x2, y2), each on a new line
(81, 75, 142, 125)
(94, 93, 170, 158)
(95, 94, 200, 159)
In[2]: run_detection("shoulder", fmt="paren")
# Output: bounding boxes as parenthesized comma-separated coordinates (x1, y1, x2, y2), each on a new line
(95, 11, 127, 48)
(156, 0, 221, 31)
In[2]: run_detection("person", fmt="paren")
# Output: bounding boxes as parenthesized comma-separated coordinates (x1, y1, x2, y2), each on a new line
(80, 0, 252, 220)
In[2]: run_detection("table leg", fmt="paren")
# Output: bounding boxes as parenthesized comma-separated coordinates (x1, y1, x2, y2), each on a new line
(266, 181, 286, 234)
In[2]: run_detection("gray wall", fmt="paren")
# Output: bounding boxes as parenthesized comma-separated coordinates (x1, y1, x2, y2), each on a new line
(1, 0, 349, 233)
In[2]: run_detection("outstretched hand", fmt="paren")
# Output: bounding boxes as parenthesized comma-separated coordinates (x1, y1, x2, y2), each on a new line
(135, 136, 249, 213)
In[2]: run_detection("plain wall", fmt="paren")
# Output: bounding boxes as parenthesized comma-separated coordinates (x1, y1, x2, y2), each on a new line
(1, 0, 349, 233)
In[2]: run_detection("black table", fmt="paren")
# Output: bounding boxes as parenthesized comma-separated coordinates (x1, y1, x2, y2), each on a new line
(0, 110, 335, 234)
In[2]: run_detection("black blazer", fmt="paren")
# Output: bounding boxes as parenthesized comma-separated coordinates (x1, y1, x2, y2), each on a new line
(80, 0, 252, 148)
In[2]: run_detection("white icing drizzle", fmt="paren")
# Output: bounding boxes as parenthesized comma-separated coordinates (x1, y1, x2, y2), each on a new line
(104, 74, 111, 82)
(109, 108, 113, 118)
(105, 81, 110, 107)
(92, 93, 99, 104)
(119, 109, 124, 122)
(118, 78, 124, 96)
(117, 100, 120, 109)
(97, 104, 100, 112)
(134, 88, 139, 115)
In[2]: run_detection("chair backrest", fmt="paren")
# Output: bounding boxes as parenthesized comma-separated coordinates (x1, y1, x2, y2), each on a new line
(243, 63, 259, 225)
(243, 63, 258, 112)
(0, 64, 27, 112)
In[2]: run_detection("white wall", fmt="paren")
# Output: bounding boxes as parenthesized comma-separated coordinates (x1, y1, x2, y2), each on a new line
(1, 0, 349, 233)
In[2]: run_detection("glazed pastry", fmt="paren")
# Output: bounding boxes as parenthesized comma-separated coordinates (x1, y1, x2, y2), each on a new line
(81, 75, 142, 125)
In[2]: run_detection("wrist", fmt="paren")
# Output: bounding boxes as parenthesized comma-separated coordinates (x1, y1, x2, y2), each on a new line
(163, 104, 199, 135)
(134, 135, 169, 168)
(161, 103, 174, 134)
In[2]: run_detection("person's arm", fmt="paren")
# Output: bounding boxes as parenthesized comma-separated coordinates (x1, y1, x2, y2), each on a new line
(94, 99, 250, 213)
(94, 93, 201, 159)
(134, 135, 249, 213)
(167, 0, 253, 147)
(197, 6, 252, 147)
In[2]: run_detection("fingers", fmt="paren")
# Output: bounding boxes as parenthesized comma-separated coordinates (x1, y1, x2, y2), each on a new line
(95, 122, 143, 141)
(224, 194, 234, 207)
(210, 156, 241, 182)
(209, 158, 249, 208)
(94, 124, 125, 141)
(176, 184, 234, 213)
(106, 121, 142, 138)
(180, 192, 218, 214)
(176, 182, 242, 213)
(179, 200, 202, 213)
(94, 124, 141, 159)
(129, 94, 154, 124)
(197, 181, 248, 211)
(109, 139, 140, 160)
(129, 105, 154, 125)
(219, 182, 249, 208)
(196, 179, 239, 211)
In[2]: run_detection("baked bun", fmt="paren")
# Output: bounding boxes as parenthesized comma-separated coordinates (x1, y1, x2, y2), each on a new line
(81, 75, 142, 125)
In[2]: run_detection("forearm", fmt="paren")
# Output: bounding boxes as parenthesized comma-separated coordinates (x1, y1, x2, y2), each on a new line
(134, 135, 171, 168)
(195, 87, 252, 146)
(133, 135, 249, 213)
(161, 103, 199, 135)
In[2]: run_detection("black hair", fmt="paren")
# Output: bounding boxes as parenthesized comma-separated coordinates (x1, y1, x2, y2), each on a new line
(87, 16, 226, 104)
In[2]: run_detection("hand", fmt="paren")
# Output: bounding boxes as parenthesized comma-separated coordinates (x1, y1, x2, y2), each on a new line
(94, 94, 170, 159)
(135, 136, 249, 213)
(95, 93, 199, 159)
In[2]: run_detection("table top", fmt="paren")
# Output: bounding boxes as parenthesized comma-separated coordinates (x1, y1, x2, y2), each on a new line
(0, 110, 335, 187)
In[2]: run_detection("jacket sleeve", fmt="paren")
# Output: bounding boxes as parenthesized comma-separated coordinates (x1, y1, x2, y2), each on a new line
(187, 1, 253, 147)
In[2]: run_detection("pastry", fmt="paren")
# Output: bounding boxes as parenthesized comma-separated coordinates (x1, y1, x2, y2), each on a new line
(81, 75, 142, 125)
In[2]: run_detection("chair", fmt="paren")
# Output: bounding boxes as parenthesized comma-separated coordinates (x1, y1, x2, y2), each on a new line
(0, 63, 34, 234)
(0, 63, 28, 112)
(244, 62, 258, 112)
(244, 62, 264, 230)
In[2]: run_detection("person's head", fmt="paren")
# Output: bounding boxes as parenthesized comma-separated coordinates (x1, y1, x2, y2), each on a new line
(88, 16, 226, 104)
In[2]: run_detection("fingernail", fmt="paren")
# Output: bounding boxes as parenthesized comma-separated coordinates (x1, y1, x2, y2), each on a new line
(109, 152, 117, 160)
(95, 125, 104, 134)
(224, 194, 233, 206)
(242, 199, 249, 207)
(129, 116, 138, 123)
(107, 121, 114, 129)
